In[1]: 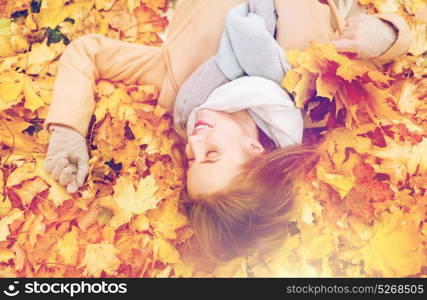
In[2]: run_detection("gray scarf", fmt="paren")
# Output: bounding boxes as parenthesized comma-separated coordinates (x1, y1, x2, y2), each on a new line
(173, 0, 301, 148)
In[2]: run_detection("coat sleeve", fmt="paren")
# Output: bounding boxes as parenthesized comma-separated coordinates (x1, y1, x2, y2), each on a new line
(43, 33, 164, 137)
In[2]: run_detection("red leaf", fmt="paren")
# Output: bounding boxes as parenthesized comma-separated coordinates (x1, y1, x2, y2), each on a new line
(344, 80, 368, 105)
(321, 61, 346, 86)
(366, 127, 387, 148)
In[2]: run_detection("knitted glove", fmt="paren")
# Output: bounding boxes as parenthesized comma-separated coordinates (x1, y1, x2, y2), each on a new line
(224, 8, 291, 82)
(216, 0, 289, 83)
(331, 14, 397, 59)
(43, 124, 90, 193)
(248, 0, 277, 35)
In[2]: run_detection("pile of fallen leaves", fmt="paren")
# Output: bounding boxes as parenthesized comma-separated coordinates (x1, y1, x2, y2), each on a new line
(0, 0, 193, 278)
(0, 0, 426, 277)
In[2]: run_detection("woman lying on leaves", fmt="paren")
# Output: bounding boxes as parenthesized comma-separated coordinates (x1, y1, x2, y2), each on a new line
(43, 0, 411, 264)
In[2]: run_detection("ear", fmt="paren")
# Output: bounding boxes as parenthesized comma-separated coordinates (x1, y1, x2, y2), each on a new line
(240, 136, 265, 156)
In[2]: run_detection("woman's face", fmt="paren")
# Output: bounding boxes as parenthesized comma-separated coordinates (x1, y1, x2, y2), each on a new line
(185, 109, 264, 198)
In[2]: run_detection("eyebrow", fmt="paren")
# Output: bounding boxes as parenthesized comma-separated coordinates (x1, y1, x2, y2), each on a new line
(201, 159, 219, 164)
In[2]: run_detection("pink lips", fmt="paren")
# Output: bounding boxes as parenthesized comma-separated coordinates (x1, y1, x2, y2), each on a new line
(192, 120, 214, 135)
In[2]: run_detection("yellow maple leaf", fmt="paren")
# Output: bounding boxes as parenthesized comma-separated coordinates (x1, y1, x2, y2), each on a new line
(212, 256, 248, 277)
(26, 43, 57, 75)
(303, 234, 337, 260)
(407, 137, 427, 175)
(316, 164, 355, 198)
(29, 215, 45, 247)
(282, 68, 301, 92)
(285, 67, 316, 108)
(396, 79, 425, 115)
(361, 210, 427, 276)
(102, 1, 138, 38)
(0, 35, 15, 58)
(299, 195, 323, 225)
(110, 140, 140, 170)
(23, 75, 45, 111)
(34, 156, 73, 206)
(0, 170, 3, 203)
(35, 1, 71, 28)
(133, 214, 150, 232)
(0, 199, 11, 218)
(17, 212, 45, 247)
(55, 227, 79, 265)
(0, 247, 15, 264)
(6, 162, 36, 188)
(117, 103, 138, 123)
(146, 197, 188, 240)
(96, 80, 116, 96)
(95, 0, 116, 10)
(80, 242, 121, 277)
(0, 18, 11, 35)
(173, 261, 195, 278)
(152, 238, 180, 264)
(409, 21, 427, 56)
(10, 33, 30, 53)
(14, 177, 49, 207)
(94, 88, 130, 122)
(315, 75, 338, 100)
(114, 174, 161, 215)
(0, 81, 23, 104)
(0, 209, 23, 242)
(359, 0, 400, 13)
(99, 195, 133, 229)
(320, 126, 373, 166)
(0, 247, 14, 264)
(369, 136, 427, 180)
(1, 117, 45, 153)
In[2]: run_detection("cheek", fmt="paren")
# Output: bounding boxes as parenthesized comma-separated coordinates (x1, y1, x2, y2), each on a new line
(209, 123, 243, 145)
(185, 168, 195, 188)
(185, 168, 205, 197)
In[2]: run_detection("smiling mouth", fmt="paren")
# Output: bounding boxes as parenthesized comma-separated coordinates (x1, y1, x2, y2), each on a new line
(192, 120, 214, 135)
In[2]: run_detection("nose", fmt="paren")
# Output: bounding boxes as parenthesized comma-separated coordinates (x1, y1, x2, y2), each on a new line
(186, 135, 205, 163)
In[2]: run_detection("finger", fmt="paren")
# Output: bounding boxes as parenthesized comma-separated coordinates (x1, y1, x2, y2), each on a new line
(59, 164, 76, 185)
(76, 158, 89, 187)
(43, 156, 58, 173)
(51, 158, 70, 180)
(248, 0, 276, 36)
(70, 163, 77, 173)
(338, 28, 356, 41)
(347, 14, 363, 24)
(67, 177, 79, 194)
(331, 39, 358, 54)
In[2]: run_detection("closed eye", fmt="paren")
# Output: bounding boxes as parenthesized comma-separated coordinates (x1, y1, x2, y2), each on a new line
(187, 151, 220, 166)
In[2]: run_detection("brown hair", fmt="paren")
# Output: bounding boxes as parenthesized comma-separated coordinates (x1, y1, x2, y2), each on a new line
(182, 141, 319, 265)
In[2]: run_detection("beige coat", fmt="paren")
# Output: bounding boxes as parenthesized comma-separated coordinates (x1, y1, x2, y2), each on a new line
(43, 0, 411, 137)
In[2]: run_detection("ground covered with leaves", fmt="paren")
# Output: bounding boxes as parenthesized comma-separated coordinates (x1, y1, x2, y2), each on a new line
(0, 0, 426, 277)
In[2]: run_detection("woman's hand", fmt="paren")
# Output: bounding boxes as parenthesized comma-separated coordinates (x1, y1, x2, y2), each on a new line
(332, 14, 397, 59)
(43, 124, 90, 193)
